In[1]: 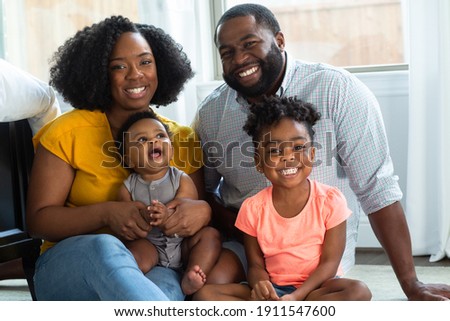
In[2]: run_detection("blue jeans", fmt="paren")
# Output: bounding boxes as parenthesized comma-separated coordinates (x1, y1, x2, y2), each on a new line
(273, 284, 297, 297)
(34, 234, 184, 300)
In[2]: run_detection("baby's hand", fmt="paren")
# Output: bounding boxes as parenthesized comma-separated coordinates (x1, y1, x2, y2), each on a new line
(148, 200, 169, 226)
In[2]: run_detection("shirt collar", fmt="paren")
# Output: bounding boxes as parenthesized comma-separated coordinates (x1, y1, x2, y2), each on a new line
(280, 51, 295, 96)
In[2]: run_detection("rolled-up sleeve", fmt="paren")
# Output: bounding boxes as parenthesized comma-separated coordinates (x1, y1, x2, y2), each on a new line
(331, 73, 403, 214)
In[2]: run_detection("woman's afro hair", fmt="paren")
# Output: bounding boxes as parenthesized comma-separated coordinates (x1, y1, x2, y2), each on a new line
(49, 16, 194, 111)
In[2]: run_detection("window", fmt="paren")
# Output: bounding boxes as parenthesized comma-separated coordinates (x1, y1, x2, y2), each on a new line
(1, 0, 408, 80)
(1, 0, 140, 81)
(223, 0, 408, 71)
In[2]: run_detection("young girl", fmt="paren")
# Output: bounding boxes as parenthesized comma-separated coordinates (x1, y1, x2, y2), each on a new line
(117, 110, 221, 295)
(195, 96, 371, 301)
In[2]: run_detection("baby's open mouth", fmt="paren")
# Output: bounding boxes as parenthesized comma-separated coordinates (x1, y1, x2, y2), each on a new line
(149, 147, 162, 159)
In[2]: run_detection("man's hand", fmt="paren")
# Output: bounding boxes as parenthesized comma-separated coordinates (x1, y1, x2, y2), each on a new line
(405, 280, 450, 301)
(368, 202, 450, 301)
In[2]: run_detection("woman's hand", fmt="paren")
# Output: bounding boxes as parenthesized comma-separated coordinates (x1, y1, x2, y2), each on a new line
(28, 146, 153, 242)
(160, 198, 211, 237)
(105, 201, 151, 241)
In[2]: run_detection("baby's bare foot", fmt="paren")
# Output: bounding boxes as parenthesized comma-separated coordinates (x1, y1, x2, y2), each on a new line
(181, 265, 206, 295)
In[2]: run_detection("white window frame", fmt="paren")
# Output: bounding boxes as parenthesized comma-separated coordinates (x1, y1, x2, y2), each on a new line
(211, 0, 409, 79)
(0, 0, 5, 58)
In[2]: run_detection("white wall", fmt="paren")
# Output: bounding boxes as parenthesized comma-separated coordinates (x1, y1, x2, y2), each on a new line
(355, 71, 409, 247)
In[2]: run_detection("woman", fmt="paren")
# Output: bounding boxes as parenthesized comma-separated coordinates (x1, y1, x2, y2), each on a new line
(26, 16, 210, 300)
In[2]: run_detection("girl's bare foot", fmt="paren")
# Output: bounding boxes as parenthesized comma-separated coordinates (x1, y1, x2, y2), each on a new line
(181, 265, 207, 295)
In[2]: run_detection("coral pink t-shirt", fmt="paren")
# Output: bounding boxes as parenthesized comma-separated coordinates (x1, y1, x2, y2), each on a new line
(235, 180, 351, 287)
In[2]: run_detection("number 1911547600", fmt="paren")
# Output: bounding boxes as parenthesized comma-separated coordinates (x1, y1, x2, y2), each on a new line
(256, 305, 336, 317)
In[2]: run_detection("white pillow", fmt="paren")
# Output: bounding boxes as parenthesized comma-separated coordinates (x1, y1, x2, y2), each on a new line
(0, 58, 61, 134)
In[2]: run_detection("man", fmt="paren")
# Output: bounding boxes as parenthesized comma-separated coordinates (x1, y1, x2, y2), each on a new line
(193, 3, 450, 300)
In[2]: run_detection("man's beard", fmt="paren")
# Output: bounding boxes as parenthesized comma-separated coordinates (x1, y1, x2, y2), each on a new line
(223, 43, 284, 98)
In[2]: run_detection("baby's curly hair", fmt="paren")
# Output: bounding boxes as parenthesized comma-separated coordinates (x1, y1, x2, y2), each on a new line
(116, 109, 171, 160)
(243, 96, 321, 145)
(49, 16, 194, 111)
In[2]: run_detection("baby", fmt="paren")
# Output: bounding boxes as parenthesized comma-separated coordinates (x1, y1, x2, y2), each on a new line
(117, 110, 221, 295)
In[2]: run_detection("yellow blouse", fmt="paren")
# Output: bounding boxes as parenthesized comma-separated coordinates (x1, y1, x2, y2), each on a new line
(33, 109, 202, 252)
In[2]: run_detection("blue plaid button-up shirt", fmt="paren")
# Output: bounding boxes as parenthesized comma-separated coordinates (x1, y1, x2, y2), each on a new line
(192, 53, 402, 272)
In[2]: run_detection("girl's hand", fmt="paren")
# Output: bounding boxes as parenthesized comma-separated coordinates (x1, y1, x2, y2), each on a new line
(279, 293, 296, 301)
(251, 280, 280, 301)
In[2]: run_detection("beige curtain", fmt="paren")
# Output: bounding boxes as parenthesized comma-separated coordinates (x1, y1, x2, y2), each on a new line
(138, 0, 213, 125)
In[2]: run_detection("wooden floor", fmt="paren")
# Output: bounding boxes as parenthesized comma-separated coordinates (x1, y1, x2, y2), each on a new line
(355, 248, 450, 267)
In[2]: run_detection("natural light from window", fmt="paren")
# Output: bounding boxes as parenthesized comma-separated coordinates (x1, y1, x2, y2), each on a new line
(225, 0, 407, 69)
